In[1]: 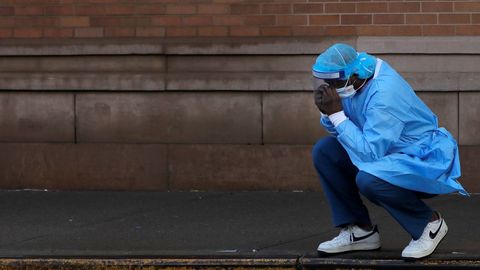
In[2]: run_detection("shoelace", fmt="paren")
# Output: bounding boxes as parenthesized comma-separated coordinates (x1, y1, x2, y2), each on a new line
(329, 226, 354, 244)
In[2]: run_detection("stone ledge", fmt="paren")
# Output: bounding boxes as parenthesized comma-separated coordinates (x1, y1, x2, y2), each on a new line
(1, 72, 478, 91)
(1, 36, 479, 56)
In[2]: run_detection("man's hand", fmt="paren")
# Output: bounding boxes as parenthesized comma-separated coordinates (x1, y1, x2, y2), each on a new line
(314, 84, 343, 115)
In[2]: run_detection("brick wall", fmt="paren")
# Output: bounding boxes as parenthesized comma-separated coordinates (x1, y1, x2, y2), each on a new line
(1, 1, 479, 39)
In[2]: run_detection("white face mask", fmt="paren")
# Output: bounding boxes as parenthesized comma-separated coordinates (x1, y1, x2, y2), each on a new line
(336, 79, 357, 98)
(336, 78, 368, 98)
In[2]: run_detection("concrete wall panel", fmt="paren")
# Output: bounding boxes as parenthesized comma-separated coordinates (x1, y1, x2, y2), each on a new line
(0, 93, 74, 142)
(263, 92, 328, 144)
(168, 144, 320, 191)
(459, 92, 480, 145)
(77, 93, 262, 143)
(416, 92, 458, 140)
(0, 143, 168, 191)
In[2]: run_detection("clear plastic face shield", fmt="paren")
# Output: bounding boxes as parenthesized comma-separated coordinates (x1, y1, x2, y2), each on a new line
(312, 71, 357, 98)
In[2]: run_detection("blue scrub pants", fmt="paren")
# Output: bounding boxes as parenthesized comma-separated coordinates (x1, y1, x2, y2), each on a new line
(312, 136, 435, 240)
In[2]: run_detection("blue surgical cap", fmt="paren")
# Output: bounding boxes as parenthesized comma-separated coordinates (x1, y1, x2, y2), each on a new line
(312, 43, 377, 80)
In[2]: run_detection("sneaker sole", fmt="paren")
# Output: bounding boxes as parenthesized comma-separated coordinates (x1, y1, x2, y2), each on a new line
(317, 242, 382, 257)
(402, 223, 448, 261)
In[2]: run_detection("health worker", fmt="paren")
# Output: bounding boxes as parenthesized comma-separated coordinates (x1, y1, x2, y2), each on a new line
(311, 43, 467, 260)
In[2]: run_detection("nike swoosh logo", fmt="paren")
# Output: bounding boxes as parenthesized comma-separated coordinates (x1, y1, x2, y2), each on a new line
(352, 226, 377, 242)
(429, 219, 443, 239)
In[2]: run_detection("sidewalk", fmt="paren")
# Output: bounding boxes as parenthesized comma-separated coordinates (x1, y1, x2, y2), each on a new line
(0, 190, 477, 265)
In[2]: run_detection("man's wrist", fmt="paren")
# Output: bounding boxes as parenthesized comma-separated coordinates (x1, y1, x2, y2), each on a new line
(328, 111, 348, 127)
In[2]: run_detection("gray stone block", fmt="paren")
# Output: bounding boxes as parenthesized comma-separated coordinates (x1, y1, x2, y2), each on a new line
(168, 144, 320, 191)
(0, 73, 166, 91)
(0, 93, 74, 142)
(416, 92, 458, 140)
(381, 55, 480, 73)
(76, 93, 262, 144)
(263, 92, 328, 144)
(166, 72, 312, 91)
(0, 143, 168, 191)
(358, 36, 480, 54)
(0, 56, 165, 73)
(402, 72, 459, 92)
(459, 146, 480, 193)
(168, 55, 314, 72)
(459, 92, 480, 145)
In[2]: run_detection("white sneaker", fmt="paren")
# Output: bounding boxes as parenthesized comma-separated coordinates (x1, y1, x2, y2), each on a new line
(317, 225, 381, 255)
(402, 212, 448, 260)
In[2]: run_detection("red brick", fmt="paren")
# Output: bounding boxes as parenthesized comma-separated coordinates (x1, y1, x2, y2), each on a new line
(0, 29, 13, 38)
(262, 4, 291, 14)
(198, 26, 228, 37)
(422, 2, 453, 12)
(406, 14, 437, 24)
(58, 16, 90, 27)
(74, 27, 103, 38)
(374, 14, 404, 24)
(439, 14, 470, 24)
(151, 16, 182, 26)
(197, 4, 229, 14)
(455, 25, 480, 35)
(422, 25, 455, 36)
(231, 4, 260, 14)
(90, 16, 143, 27)
(45, 6, 75, 15)
(15, 6, 44, 15)
(473, 14, 480, 24)
(292, 26, 325, 36)
(230, 26, 260, 36)
(135, 5, 165, 15)
(325, 3, 355, 13)
(105, 27, 135, 37)
(0, 18, 14, 28)
(183, 16, 213, 26)
(277, 15, 307, 26)
(165, 4, 196, 14)
(14, 28, 43, 38)
(245, 15, 276, 26)
(15, 17, 56, 27)
(43, 28, 74, 38)
(455, 2, 480, 12)
(324, 25, 356, 36)
(388, 2, 420, 13)
(260, 26, 291, 36)
(293, 4, 324, 14)
(166, 26, 196, 37)
(310, 15, 339, 25)
(341, 14, 372, 25)
(0, 7, 14, 16)
(105, 4, 135, 15)
(356, 25, 390, 35)
(213, 15, 244, 26)
(356, 3, 388, 13)
(390, 25, 422, 36)
(136, 27, 165, 37)
(75, 5, 105, 16)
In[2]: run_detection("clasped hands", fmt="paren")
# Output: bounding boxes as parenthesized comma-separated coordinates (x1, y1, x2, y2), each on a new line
(314, 84, 343, 115)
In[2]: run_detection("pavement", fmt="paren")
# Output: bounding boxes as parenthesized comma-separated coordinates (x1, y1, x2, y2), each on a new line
(0, 190, 478, 268)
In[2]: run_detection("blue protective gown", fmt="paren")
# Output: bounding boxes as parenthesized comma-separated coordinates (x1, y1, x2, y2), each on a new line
(320, 59, 467, 195)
